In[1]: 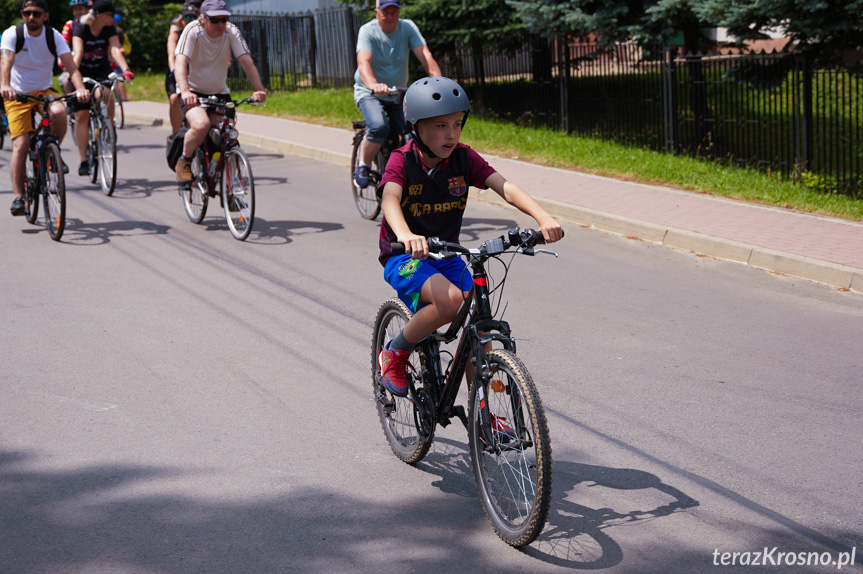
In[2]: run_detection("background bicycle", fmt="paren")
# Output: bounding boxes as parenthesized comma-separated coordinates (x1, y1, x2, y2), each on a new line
(77, 75, 120, 196)
(371, 227, 559, 547)
(109, 73, 127, 129)
(179, 96, 259, 241)
(0, 100, 8, 149)
(350, 86, 407, 220)
(18, 92, 77, 242)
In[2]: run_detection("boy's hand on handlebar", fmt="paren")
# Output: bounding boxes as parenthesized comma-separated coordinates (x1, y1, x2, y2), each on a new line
(538, 218, 563, 244)
(398, 233, 429, 259)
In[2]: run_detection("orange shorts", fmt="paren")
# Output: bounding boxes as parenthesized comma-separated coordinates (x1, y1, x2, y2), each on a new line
(4, 88, 59, 140)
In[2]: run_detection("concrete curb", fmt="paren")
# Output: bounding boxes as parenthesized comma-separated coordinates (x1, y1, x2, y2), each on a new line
(126, 111, 862, 294)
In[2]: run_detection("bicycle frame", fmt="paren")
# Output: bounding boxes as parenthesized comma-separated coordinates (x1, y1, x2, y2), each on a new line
(194, 99, 244, 197)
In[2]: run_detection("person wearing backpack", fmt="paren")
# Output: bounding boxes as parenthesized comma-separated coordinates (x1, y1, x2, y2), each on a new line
(0, 0, 89, 217)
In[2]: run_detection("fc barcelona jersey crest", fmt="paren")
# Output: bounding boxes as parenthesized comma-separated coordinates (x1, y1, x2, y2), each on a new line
(448, 176, 467, 197)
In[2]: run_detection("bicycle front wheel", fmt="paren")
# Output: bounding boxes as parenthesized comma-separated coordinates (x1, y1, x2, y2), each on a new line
(468, 349, 552, 547)
(42, 142, 67, 241)
(24, 150, 39, 224)
(371, 298, 432, 464)
(182, 148, 208, 223)
(112, 85, 124, 129)
(221, 147, 255, 241)
(88, 116, 98, 184)
(98, 118, 117, 196)
(350, 133, 382, 220)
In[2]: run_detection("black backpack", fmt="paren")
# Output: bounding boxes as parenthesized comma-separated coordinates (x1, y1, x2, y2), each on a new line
(15, 23, 58, 57)
(166, 126, 188, 170)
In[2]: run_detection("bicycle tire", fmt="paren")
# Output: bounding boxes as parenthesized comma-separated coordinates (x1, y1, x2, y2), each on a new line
(371, 298, 432, 464)
(98, 117, 117, 196)
(42, 142, 66, 241)
(221, 146, 255, 241)
(350, 132, 383, 220)
(0, 118, 6, 149)
(88, 116, 98, 184)
(468, 349, 552, 547)
(182, 148, 208, 223)
(111, 85, 124, 129)
(24, 151, 39, 224)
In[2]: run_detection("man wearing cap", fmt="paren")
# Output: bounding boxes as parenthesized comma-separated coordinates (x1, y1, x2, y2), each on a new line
(173, 0, 266, 182)
(166, 3, 198, 131)
(0, 0, 89, 217)
(352, 0, 440, 188)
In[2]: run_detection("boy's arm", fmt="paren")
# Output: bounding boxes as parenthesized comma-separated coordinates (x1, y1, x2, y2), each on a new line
(381, 181, 429, 259)
(485, 172, 563, 243)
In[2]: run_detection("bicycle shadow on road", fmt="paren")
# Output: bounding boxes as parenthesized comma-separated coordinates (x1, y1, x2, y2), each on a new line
(57, 218, 171, 245)
(459, 217, 522, 242)
(415, 436, 699, 570)
(213, 217, 343, 245)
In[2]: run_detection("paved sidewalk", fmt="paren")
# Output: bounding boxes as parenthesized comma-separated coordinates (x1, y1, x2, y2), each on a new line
(126, 101, 863, 293)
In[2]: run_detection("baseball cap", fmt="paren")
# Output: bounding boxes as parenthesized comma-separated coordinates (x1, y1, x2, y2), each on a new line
(180, 3, 198, 16)
(21, 0, 49, 11)
(376, 0, 400, 8)
(200, 0, 231, 16)
(91, 0, 115, 15)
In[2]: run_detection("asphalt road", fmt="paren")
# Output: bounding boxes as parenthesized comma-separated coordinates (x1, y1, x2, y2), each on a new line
(1, 119, 861, 574)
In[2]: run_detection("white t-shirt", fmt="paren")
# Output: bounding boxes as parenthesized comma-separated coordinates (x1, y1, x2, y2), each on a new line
(1, 25, 70, 93)
(175, 21, 250, 95)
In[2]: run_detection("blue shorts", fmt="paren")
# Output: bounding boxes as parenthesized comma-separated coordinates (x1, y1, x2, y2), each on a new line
(384, 255, 472, 314)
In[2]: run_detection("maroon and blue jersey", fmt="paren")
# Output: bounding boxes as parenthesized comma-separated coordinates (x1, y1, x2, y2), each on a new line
(378, 141, 497, 266)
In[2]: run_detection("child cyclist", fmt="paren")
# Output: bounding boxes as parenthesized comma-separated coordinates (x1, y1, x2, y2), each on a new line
(377, 76, 563, 397)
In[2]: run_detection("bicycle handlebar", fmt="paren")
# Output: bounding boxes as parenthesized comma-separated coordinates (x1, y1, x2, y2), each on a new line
(196, 95, 263, 110)
(391, 227, 562, 259)
(16, 92, 79, 104)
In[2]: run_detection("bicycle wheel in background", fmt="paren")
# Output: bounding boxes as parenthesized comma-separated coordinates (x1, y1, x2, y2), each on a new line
(468, 349, 552, 547)
(221, 146, 255, 241)
(350, 132, 383, 220)
(111, 85, 124, 129)
(182, 148, 208, 223)
(97, 117, 117, 196)
(371, 298, 432, 464)
(0, 113, 6, 149)
(42, 142, 67, 241)
(24, 152, 39, 224)
(88, 116, 98, 184)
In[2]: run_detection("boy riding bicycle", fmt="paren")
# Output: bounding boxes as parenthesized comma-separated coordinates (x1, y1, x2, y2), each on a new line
(377, 76, 563, 397)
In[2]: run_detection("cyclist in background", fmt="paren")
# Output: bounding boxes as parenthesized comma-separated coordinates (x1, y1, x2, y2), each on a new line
(173, 0, 266, 182)
(67, 0, 133, 176)
(110, 13, 129, 102)
(353, 0, 440, 188)
(376, 77, 562, 397)
(166, 3, 198, 131)
(1, 0, 89, 216)
(58, 0, 89, 88)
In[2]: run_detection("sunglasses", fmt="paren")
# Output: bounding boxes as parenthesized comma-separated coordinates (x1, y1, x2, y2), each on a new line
(182, 15, 196, 21)
(22, 10, 45, 17)
(205, 15, 228, 24)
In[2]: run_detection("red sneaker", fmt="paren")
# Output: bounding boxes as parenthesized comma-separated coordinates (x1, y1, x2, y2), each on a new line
(379, 343, 411, 397)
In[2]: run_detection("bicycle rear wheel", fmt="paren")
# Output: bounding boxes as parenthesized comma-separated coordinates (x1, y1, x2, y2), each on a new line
(221, 146, 255, 241)
(371, 298, 432, 464)
(111, 85, 124, 129)
(182, 148, 208, 223)
(468, 349, 552, 547)
(98, 117, 117, 196)
(42, 142, 66, 241)
(350, 132, 383, 220)
(24, 151, 39, 224)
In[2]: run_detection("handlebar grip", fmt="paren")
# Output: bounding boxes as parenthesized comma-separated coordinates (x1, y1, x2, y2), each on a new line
(391, 242, 406, 255)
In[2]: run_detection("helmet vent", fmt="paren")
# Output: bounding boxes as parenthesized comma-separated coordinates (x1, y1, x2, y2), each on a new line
(432, 93, 441, 100)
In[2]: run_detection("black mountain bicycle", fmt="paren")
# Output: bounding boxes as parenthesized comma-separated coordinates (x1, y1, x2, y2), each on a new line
(180, 96, 259, 241)
(350, 86, 407, 220)
(371, 227, 559, 546)
(18, 92, 77, 241)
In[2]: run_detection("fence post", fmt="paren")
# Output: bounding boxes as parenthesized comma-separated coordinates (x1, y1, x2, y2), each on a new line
(558, 37, 570, 133)
(794, 55, 813, 179)
(662, 46, 678, 153)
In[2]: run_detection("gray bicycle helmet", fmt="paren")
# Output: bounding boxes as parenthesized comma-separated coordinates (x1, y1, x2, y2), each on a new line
(403, 76, 470, 159)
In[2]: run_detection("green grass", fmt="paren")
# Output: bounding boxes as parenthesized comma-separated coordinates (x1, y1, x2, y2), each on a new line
(128, 72, 863, 221)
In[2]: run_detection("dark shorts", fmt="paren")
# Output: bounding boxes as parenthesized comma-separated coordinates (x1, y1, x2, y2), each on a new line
(383, 254, 472, 314)
(180, 92, 231, 118)
(65, 78, 108, 113)
(165, 68, 177, 98)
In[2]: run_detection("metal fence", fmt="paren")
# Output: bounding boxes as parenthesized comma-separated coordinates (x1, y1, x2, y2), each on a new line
(225, 7, 863, 194)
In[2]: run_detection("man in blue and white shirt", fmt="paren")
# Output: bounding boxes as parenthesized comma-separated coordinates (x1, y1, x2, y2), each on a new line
(353, 0, 440, 188)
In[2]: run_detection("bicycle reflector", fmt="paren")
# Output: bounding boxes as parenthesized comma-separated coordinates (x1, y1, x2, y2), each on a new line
(41, 118, 50, 127)
(491, 379, 506, 393)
